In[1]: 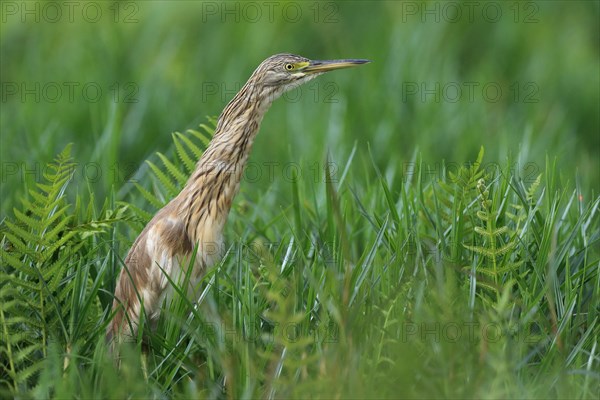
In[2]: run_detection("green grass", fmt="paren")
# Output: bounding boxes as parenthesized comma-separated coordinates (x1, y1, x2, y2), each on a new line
(1, 125, 598, 399)
(1, 1, 599, 399)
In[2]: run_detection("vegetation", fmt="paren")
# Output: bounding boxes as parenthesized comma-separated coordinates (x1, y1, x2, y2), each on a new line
(1, 1, 598, 398)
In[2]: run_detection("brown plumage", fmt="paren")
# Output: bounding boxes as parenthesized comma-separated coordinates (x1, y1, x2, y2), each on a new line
(106, 53, 369, 344)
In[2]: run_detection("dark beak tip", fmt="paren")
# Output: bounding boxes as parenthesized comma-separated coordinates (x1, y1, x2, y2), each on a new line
(340, 59, 371, 65)
(304, 58, 372, 73)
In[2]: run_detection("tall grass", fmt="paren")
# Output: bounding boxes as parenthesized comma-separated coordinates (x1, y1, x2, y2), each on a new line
(1, 124, 597, 398)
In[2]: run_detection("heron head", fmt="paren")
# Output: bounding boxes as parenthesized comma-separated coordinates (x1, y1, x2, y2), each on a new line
(249, 53, 370, 102)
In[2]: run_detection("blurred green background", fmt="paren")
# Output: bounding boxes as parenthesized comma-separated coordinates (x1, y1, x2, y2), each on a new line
(1, 1, 598, 218)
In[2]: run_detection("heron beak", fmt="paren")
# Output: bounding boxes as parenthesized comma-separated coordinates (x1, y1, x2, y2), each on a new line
(303, 58, 371, 74)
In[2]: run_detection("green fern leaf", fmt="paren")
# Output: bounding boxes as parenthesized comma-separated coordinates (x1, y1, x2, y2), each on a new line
(179, 130, 206, 158)
(172, 132, 197, 172)
(13, 209, 42, 233)
(156, 152, 187, 186)
(190, 124, 214, 148)
(146, 160, 179, 198)
(133, 182, 164, 210)
(526, 174, 542, 204)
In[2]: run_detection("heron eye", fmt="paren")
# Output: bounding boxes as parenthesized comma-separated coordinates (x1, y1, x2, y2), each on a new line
(285, 63, 294, 71)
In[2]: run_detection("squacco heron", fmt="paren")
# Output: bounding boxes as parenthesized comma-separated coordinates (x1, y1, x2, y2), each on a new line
(107, 53, 369, 344)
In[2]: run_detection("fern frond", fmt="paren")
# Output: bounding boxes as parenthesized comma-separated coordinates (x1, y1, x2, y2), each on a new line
(127, 121, 215, 217)
(463, 174, 525, 303)
(133, 183, 164, 210)
(474, 226, 509, 237)
(146, 160, 179, 199)
(0, 144, 129, 395)
(172, 132, 196, 172)
(526, 174, 542, 204)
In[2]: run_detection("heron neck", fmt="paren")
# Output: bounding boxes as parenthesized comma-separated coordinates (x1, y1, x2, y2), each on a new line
(202, 86, 272, 176)
(178, 85, 273, 243)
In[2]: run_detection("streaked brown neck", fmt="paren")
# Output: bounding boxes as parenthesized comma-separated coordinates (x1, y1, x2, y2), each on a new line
(178, 79, 274, 243)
